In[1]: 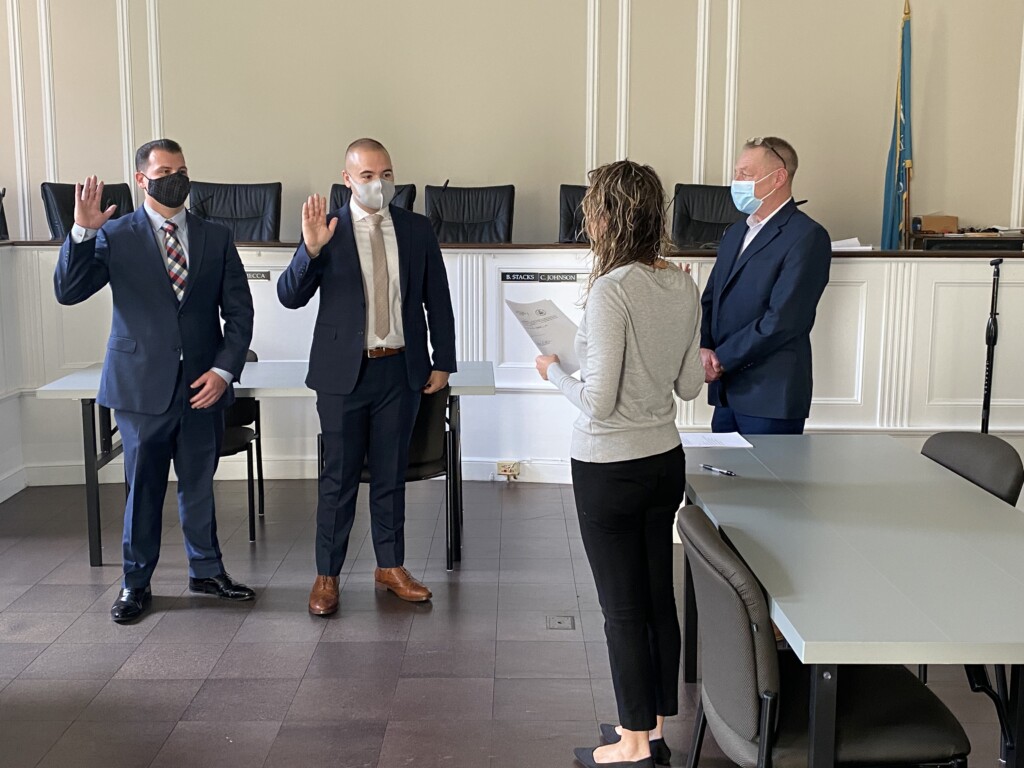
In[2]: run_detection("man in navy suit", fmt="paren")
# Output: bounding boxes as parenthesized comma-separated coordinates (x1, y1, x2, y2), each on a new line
(278, 138, 456, 615)
(700, 137, 831, 435)
(54, 139, 255, 622)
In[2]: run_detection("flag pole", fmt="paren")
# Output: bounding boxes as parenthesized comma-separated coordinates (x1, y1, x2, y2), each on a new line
(901, 0, 912, 250)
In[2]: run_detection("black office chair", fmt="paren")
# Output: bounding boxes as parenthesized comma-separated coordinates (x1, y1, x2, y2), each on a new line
(424, 184, 514, 244)
(558, 184, 588, 244)
(671, 183, 744, 249)
(922, 431, 1024, 506)
(917, 431, 1023, 684)
(40, 182, 135, 241)
(189, 181, 282, 242)
(317, 385, 449, 484)
(677, 505, 970, 768)
(0, 187, 8, 240)
(329, 183, 416, 213)
(221, 350, 264, 542)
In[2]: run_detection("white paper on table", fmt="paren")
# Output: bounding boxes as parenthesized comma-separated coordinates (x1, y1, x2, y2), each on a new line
(505, 299, 581, 375)
(831, 237, 873, 251)
(679, 431, 753, 448)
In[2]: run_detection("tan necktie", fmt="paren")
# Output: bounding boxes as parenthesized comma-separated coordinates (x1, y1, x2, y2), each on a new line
(367, 214, 390, 340)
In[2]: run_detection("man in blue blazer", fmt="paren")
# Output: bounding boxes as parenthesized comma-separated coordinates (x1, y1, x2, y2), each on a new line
(278, 138, 456, 615)
(700, 137, 831, 435)
(54, 139, 255, 622)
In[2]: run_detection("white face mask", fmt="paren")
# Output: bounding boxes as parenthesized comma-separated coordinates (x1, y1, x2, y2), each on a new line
(350, 177, 396, 212)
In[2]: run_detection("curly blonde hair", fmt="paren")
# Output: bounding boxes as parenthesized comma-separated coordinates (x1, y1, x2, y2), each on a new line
(581, 160, 672, 296)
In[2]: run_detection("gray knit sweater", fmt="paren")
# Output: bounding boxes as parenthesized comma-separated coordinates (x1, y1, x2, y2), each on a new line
(547, 262, 704, 463)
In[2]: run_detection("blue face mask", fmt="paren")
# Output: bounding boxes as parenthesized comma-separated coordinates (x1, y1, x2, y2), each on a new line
(731, 172, 777, 215)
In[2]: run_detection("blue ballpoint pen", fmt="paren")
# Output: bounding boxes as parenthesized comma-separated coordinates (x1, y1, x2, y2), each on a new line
(700, 463, 737, 477)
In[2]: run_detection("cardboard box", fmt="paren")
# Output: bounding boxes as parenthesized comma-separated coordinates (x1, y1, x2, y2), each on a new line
(912, 214, 959, 234)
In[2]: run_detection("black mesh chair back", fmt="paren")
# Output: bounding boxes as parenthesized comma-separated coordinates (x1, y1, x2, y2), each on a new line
(558, 184, 588, 243)
(424, 184, 514, 244)
(0, 187, 8, 240)
(41, 182, 135, 241)
(189, 181, 282, 241)
(360, 385, 449, 483)
(329, 184, 416, 213)
(922, 431, 1024, 506)
(671, 183, 744, 249)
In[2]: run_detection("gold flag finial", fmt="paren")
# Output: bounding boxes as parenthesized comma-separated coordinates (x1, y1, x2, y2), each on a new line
(903, 0, 911, 20)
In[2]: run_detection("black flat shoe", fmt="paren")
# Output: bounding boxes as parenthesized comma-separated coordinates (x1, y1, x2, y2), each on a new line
(573, 746, 655, 768)
(599, 724, 672, 765)
(188, 572, 254, 601)
(110, 586, 152, 623)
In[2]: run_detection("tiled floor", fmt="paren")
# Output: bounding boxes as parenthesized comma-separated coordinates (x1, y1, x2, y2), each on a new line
(0, 479, 1005, 767)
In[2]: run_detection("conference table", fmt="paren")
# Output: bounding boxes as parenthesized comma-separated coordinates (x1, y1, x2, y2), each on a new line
(682, 434, 1024, 768)
(35, 360, 496, 571)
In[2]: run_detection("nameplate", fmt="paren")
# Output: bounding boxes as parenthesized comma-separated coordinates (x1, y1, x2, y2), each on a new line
(501, 271, 583, 283)
(246, 270, 271, 281)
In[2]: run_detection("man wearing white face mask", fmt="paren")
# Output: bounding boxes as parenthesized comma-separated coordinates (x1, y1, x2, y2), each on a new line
(278, 138, 456, 614)
(699, 136, 831, 435)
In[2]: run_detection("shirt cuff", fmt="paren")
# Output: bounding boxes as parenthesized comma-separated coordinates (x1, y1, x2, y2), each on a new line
(212, 367, 234, 385)
(70, 223, 98, 243)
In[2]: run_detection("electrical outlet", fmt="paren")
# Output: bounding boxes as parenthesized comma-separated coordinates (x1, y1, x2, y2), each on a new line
(496, 461, 521, 479)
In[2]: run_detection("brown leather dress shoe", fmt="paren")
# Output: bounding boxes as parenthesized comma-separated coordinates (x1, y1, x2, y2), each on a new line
(374, 566, 432, 602)
(308, 575, 340, 616)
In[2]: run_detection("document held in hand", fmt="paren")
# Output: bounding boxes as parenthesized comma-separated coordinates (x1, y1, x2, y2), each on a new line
(505, 299, 581, 375)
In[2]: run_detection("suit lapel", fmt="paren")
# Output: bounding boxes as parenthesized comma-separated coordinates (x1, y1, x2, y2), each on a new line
(129, 207, 179, 307)
(391, 205, 410, 303)
(713, 223, 745, 307)
(181, 212, 205, 309)
(720, 199, 798, 295)
(335, 207, 366, 304)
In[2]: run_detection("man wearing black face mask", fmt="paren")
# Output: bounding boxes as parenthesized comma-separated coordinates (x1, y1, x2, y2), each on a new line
(279, 137, 456, 615)
(54, 138, 255, 623)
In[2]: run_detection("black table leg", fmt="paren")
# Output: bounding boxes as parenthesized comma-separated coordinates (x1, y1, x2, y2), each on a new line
(449, 395, 463, 561)
(808, 664, 838, 768)
(683, 554, 698, 684)
(82, 399, 103, 566)
(1006, 665, 1024, 768)
(445, 429, 457, 571)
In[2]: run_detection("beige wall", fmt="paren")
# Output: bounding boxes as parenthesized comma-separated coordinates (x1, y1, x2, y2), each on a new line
(2, 0, 1023, 244)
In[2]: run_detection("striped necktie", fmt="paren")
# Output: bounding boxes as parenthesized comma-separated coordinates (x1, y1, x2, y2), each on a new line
(161, 220, 187, 302)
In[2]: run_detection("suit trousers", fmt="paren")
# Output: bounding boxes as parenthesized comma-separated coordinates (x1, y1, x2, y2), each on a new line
(571, 445, 686, 731)
(315, 353, 422, 575)
(116, 364, 226, 588)
(711, 405, 805, 435)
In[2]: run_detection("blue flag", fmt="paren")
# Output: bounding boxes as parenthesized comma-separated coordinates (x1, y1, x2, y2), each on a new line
(882, 0, 913, 249)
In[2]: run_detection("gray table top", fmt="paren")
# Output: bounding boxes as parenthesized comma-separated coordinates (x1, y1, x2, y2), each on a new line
(685, 434, 1024, 665)
(36, 360, 496, 399)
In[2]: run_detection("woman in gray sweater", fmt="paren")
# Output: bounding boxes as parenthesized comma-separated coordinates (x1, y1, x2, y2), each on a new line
(537, 160, 704, 768)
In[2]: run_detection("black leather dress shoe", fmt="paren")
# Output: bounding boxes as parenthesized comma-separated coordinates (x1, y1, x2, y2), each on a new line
(599, 724, 672, 765)
(573, 746, 654, 768)
(188, 572, 255, 601)
(110, 586, 152, 623)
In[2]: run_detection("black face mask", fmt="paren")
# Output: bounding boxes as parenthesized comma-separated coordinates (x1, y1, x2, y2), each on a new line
(143, 171, 191, 209)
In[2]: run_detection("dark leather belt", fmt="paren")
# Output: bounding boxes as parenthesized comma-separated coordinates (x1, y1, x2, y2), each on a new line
(366, 346, 405, 359)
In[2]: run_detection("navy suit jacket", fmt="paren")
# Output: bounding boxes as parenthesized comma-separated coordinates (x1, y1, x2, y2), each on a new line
(700, 200, 831, 420)
(277, 204, 457, 395)
(54, 206, 255, 415)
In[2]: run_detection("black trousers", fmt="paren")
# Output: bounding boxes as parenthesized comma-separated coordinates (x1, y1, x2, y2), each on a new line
(572, 445, 685, 731)
(315, 353, 421, 575)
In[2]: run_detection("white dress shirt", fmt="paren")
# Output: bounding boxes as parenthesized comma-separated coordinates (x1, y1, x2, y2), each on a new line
(740, 196, 794, 255)
(71, 202, 232, 383)
(349, 200, 405, 348)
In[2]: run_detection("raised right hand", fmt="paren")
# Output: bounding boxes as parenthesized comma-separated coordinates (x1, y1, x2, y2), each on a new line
(74, 176, 117, 230)
(301, 194, 337, 257)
